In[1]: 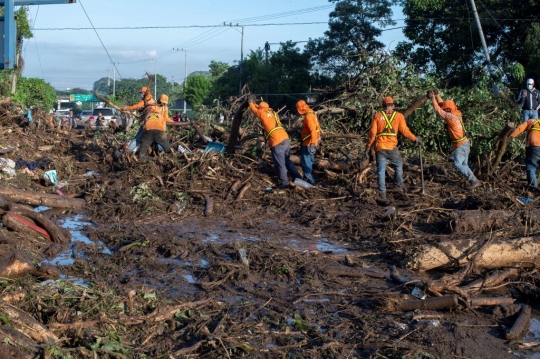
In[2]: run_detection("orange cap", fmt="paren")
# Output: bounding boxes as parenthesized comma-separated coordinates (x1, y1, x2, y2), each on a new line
(259, 102, 269, 109)
(140, 87, 148, 93)
(382, 96, 394, 106)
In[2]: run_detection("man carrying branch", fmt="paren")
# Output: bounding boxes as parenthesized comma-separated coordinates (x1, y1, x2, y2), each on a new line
(428, 91, 481, 190)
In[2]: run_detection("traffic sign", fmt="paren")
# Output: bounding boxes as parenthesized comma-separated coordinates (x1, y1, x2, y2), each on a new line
(69, 94, 100, 102)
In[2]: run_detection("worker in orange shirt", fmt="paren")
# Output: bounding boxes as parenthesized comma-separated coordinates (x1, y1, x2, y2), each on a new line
(248, 95, 301, 188)
(428, 91, 481, 190)
(366, 96, 421, 201)
(138, 94, 174, 160)
(509, 115, 540, 189)
(296, 100, 321, 185)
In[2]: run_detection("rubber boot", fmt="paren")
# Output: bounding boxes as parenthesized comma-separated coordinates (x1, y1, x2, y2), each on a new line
(376, 191, 390, 206)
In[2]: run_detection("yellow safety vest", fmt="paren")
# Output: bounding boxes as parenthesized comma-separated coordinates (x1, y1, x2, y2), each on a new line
(265, 111, 284, 140)
(301, 111, 321, 141)
(451, 115, 468, 143)
(376, 111, 397, 137)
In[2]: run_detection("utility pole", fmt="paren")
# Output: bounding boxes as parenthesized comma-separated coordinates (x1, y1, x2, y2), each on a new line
(225, 23, 244, 96)
(110, 62, 117, 97)
(469, 0, 492, 72)
(173, 48, 188, 113)
(154, 59, 157, 99)
(264, 41, 270, 98)
(172, 76, 174, 90)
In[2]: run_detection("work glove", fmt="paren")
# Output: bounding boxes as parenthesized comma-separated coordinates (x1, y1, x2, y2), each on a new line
(247, 94, 256, 103)
(426, 91, 434, 99)
(416, 136, 423, 145)
(120, 106, 127, 111)
(308, 144, 317, 154)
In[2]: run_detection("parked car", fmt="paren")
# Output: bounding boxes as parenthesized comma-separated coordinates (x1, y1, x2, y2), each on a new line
(87, 108, 117, 127)
(79, 110, 93, 123)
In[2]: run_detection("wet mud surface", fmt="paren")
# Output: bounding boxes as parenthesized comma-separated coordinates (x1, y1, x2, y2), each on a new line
(0, 110, 538, 358)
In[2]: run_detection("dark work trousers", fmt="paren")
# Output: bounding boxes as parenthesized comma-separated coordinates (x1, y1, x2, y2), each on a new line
(139, 130, 171, 159)
(525, 146, 540, 188)
(270, 139, 301, 186)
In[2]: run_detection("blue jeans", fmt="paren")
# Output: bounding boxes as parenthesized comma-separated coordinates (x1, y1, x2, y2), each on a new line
(376, 147, 403, 194)
(129, 125, 164, 153)
(300, 145, 315, 184)
(525, 146, 540, 188)
(453, 141, 477, 182)
(271, 139, 301, 186)
(522, 110, 539, 122)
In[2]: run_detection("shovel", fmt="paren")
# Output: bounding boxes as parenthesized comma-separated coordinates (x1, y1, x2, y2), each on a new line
(418, 143, 425, 195)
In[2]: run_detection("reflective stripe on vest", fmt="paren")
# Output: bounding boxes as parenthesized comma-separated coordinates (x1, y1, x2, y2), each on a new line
(301, 111, 320, 141)
(265, 111, 284, 140)
(376, 111, 397, 137)
(530, 119, 540, 131)
(451, 115, 467, 143)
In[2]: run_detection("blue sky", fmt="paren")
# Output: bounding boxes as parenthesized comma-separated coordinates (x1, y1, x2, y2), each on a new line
(21, 0, 406, 91)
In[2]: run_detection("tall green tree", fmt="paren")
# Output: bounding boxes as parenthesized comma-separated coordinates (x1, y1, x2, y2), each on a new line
(397, 0, 540, 86)
(305, 0, 397, 77)
(12, 77, 56, 109)
(184, 75, 211, 110)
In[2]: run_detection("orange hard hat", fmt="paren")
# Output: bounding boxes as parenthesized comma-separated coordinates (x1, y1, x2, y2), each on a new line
(440, 100, 456, 111)
(259, 102, 269, 109)
(140, 87, 148, 94)
(382, 96, 394, 106)
(159, 94, 169, 104)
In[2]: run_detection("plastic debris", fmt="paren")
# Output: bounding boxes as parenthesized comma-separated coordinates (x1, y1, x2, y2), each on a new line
(518, 197, 533, 205)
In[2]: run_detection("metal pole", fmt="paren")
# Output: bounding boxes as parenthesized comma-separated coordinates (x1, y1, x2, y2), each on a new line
(154, 59, 157, 99)
(172, 76, 174, 90)
(238, 26, 244, 96)
(469, 0, 491, 70)
(113, 66, 116, 97)
(184, 50, 187, 114)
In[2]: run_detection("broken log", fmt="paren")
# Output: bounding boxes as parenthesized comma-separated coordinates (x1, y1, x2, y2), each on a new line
(289, 155, 351, 171)
(0, 299, 58, 343)
(506, 304, 531, 341)
(398, 294, 458, 311)
(2, 213, 52, 241)
(405, 236, 540, 271)
(325, 266, 388, 279)
(449, 209, 540, 233)
(0, 187, 85, 209)
(0, 251, 37, 279)
(469, 297, 515, 307)
(460, 268, 519, 292)
(226, 99, 250, 154)
(203, 195, 214, 217)
(402, 95, 429, 118)
(8, 203, 71, 243)
(489, 121, 515, 176)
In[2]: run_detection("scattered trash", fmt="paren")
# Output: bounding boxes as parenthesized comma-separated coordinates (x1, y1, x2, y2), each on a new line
(204, 141, 226, 153)
(178, 144, 192, 155)
(43, 170, 58, 186)
(19, 167, 34, 175)
(80, 170, 101, 177)
(294, 178, 314, 189)
(384, 206, 396, 217)
(0, 158, 16, 176)
(15, 158, 37, 170)
(518, 197, 533, 205)
(35, 157, 52, 169)
(238, 248, 249, 266)
(411, 287, 426, 300)
(168, 202, 185, 214)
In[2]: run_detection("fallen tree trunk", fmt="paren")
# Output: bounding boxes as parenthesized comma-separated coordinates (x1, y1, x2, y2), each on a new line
(0, 187, 85, 209)
(226, 99, 249, 154)
(405, 236, 540, 271)
(398, 294, 458, 311)
(449, 209, 540, 233)
(2, 213, 52, 241)
(0, 299, 58, 343)
(290, 155, 351, 171)
(506, 304, 531, 341)
(489, 121, 515, 176)
(8, 203, 71, 243)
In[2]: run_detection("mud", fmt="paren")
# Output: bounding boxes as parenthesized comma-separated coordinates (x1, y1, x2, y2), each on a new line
(0, 112, 538, 358)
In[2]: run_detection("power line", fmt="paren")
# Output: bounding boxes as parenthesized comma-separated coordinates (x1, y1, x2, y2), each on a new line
(33, 22, 329, 30)
(78, 0, 122, 80)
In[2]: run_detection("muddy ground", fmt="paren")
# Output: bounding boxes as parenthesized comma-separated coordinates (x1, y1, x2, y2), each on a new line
(0, 110, 538, 359)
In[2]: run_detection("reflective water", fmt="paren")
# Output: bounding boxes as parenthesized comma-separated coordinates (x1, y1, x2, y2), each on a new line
(41, 214, 112, 266)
